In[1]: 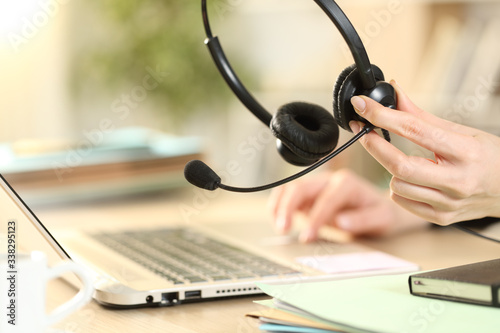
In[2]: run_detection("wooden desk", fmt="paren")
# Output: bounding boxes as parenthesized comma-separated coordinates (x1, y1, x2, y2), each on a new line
(28, 190, 498, 333)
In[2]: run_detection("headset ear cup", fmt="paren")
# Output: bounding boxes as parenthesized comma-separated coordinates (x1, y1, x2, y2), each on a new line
(270, 102, 339, 166)
(333, 64, 357, 131)
(333, 64, 385, 132)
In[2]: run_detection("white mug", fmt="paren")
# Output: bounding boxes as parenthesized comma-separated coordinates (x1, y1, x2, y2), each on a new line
(0, 251, 94, 332)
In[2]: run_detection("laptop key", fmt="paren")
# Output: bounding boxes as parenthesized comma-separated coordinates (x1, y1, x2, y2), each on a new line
(231, 272, 257, 279)
(90, 228, 299, 284)
(184, 276, 208, 283)
(210, 275, 232, 281)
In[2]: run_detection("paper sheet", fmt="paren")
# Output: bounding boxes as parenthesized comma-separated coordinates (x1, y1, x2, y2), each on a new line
(295, 251, 416, 274)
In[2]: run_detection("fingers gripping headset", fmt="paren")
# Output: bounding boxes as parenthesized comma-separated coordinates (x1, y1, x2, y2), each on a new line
(185, 0, 396, 193)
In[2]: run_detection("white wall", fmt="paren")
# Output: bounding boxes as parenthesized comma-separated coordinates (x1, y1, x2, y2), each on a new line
(0, 1, 74, 142)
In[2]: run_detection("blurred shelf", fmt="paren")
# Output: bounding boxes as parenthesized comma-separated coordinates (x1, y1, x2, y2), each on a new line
(0, 127, 203, 206)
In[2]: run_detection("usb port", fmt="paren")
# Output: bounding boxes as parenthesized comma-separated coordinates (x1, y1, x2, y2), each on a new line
(185, 290, 202, 299)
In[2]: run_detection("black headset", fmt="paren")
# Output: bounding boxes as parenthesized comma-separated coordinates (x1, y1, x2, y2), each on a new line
(185, 1, 500, 244)
(184, 0, 396, 192)
(201, 0, 395, 167)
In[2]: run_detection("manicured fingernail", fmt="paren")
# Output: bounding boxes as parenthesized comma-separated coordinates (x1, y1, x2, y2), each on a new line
(276, 216, 287, 233)
(299, 229, 316, 243)
(350, 96, 366, 114)
(390, 79, 400, 88)
(337, 216, 351, 231)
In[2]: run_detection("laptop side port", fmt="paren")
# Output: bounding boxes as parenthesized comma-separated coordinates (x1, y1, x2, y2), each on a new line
(184, 290, 202, 300)
(160, 292, 179, 306)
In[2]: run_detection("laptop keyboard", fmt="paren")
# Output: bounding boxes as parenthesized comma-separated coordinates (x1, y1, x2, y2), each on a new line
(91, 228, 299, 284)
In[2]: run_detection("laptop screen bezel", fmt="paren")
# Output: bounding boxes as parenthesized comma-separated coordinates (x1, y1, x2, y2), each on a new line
(0, 173, 71, 260)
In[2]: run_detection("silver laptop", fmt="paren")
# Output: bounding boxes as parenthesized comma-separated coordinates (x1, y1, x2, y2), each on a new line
(0, 173, 418, 308)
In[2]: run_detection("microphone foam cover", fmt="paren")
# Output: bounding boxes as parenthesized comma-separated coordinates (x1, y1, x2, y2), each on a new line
(184, 160, 221, 191)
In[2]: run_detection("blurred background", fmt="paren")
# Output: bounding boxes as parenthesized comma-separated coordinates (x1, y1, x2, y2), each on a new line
(0, 0, 499, 206)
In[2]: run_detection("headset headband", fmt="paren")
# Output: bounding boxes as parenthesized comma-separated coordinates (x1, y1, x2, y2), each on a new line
(201, 0, 375, 126)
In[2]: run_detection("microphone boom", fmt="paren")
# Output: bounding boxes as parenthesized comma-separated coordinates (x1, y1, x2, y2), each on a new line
(185, 125, 373, 193)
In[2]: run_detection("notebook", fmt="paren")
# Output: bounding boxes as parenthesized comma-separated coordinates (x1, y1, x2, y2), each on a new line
(0, 173, 418, 308)
(409, 258, 500, 307)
